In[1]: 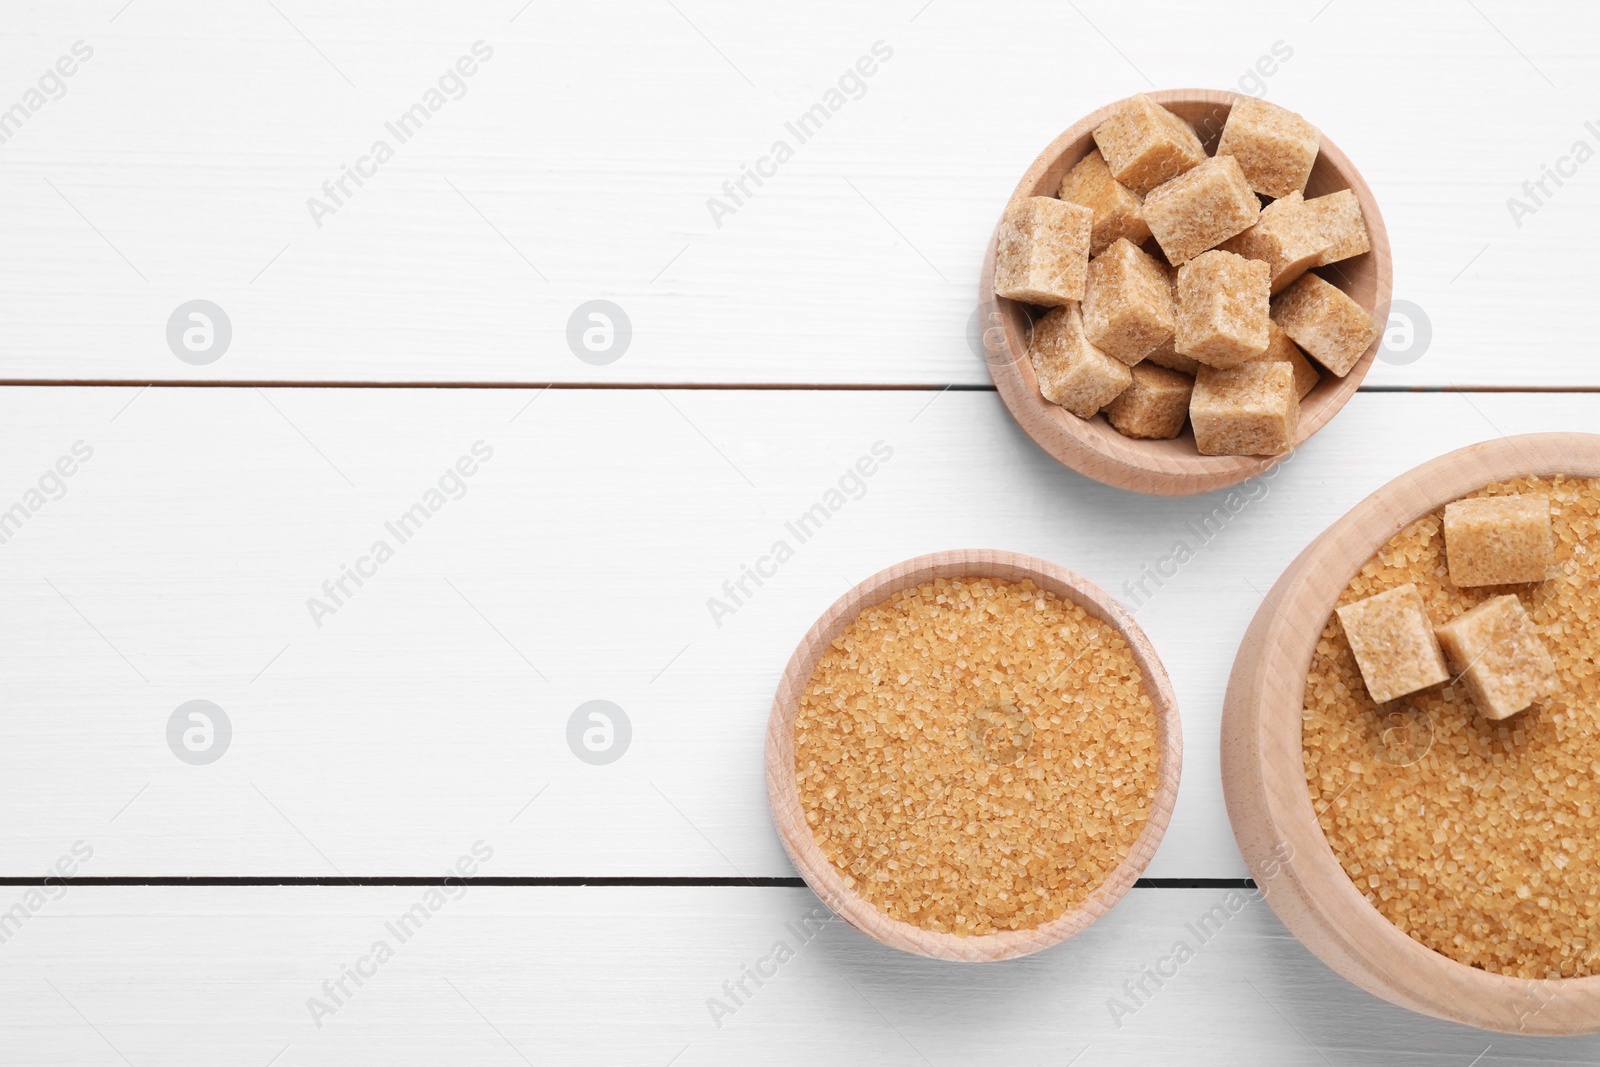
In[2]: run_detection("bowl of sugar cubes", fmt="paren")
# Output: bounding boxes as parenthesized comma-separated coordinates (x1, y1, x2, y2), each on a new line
(978, 90, 1391, 496)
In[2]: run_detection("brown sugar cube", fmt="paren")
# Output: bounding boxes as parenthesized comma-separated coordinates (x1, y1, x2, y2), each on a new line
(1256, 322, 1320, 399)
(1105, 362, 1193, 440)
(1271, 273, 1379, 377)
(1091, 93, 1208, 196)
(1334, 583, 1450, 704)
(1217, 191, 1333, 294)
(1214, 96, 1320, 198)
(1190, 360, 1298, 456)
(1435, 595, 1559, 720)
(1143, 155, 1261, 266)
(1175, 250, 1270, 368)
(1058, 149, 1151, 256)
(1082, 238, 1175, 365)
(1443, 495, 1555, 587)
(1303, 189, 1371, 267)
(1027, 304, 1132, 418)
(993, 196, 1093, 306)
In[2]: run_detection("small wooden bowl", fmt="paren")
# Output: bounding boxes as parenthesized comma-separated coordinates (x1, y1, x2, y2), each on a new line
(1222, 433, 1600, 1034)
(979, 88, 1393, 496)
(766, 549, 1182, 961)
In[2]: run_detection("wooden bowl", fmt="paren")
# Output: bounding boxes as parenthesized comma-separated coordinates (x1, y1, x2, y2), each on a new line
(766, 549, 1182, 961)
(978, 88, 1392, 497)
(1222, 433, 1600, 1034)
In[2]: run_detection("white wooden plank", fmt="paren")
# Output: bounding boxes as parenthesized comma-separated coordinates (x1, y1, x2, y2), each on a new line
(0, 884, 1589, 1064)
(0, 0, 1595, 385)
(0, 386, 1596, 877)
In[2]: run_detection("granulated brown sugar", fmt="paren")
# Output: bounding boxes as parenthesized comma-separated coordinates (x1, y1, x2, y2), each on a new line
(1303, 475, 1600, 979)
(794, 577, 1159, 936)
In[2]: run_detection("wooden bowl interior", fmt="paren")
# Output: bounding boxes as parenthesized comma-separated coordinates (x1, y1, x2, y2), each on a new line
(766, 549, 1182, 962)
(1223, 433, 1600, 1034)
(981, 88, 1392, 496)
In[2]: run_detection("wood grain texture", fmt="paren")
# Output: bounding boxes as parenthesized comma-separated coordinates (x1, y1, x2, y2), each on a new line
(1222, 434, 1600, 1035)
(980, 89, 1391, 495)
(766, 549, 1181, 960)
(0, 0, 1594, 386)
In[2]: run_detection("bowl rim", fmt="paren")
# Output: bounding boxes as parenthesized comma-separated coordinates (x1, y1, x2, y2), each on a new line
(978, 87, 1394, 497)
(765, 548, 1183, 961)
(1222, 432, 1600, 1034)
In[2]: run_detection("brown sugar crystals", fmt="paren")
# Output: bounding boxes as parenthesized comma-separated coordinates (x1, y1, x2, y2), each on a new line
(794, 578, 1160, 936)
(1303, 476, 1600, 979)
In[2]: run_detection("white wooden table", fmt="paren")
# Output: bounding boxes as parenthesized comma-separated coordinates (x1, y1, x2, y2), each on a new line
(2, 1, 1597, 1061)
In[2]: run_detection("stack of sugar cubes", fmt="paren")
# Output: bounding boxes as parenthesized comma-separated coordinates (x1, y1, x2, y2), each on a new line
(1337, 494, 1561, 721)
(993, 93, 1378, 456)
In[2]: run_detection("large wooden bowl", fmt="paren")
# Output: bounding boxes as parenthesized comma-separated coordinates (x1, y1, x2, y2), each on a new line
(1222, 433, 1600, 1034)
(979, 88, 1392, 496)
(766, 549, 1182, 961)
